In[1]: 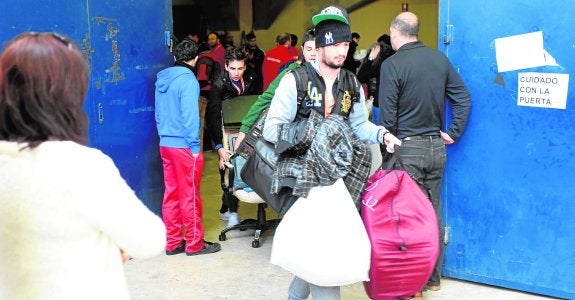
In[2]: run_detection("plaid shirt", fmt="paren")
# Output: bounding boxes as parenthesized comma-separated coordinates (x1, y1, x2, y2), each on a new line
(272, 114, 371, 208)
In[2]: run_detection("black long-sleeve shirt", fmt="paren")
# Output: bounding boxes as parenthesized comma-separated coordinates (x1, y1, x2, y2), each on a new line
(378, 41, 471, 141)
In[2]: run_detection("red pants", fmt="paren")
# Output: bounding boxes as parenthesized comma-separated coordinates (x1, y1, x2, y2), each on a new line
(160, 147, 205, 253)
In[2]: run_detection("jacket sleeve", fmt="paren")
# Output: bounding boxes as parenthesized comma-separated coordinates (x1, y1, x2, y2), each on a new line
(262, 73, 298, 144)
(378, 60, 400, 134)
(347, 84, 382, 144)
(81, 151, 165, 259)
(445, 63, 471, 142)
(206, 77, 225, 148)
(240, 63, 297, 133)
(179, 75, 201, 154)
(356, 57, 381, 84)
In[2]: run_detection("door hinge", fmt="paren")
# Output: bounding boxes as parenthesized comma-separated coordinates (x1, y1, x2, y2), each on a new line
(444, 24, 454, 45)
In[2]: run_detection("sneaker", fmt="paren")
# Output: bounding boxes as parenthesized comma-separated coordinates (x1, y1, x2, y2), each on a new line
(219, 211, 231, 221)
(165, 240, 185, 255)
(186, 240, 221, 256)
(226, 212, 240, 227)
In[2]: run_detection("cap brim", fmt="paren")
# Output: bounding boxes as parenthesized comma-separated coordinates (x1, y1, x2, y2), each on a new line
(312, 14, 349, 26)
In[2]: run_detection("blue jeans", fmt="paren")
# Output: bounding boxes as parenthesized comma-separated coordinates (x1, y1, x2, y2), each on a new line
(395, 136, 446, 285)
(288, 277, 340, 300)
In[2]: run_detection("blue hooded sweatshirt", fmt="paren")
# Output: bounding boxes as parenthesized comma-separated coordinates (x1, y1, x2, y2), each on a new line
(155, 66, 201, 154)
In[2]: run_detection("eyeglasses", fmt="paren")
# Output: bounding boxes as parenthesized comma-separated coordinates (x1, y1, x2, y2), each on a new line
(20, 32, 74, 50)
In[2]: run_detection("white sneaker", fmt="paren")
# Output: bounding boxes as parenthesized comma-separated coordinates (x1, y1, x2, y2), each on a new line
(219, 211, 231, 221)
(227, 212, 240, 227)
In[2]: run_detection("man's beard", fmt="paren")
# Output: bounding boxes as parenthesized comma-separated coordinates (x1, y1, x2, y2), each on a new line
(323, 58, 343, 69)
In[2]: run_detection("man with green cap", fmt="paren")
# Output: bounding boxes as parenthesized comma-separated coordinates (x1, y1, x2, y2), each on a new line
(262, 5, 401, 299)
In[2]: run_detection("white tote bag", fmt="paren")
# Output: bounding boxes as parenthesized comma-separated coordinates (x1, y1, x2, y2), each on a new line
(270, 178, 371, 286)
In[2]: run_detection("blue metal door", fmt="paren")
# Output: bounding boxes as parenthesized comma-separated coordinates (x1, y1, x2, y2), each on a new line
(438, 1, 575, 298)
(1, 0, 173, 215)
(86, 1, 173, 215)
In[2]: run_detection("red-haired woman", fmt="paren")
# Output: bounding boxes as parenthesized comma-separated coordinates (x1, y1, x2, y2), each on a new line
(0, 32, 165, 299)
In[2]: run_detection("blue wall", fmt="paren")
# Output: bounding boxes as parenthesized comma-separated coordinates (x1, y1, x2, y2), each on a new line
(439, 1, 575, 298)
(1, 0, 173, 216)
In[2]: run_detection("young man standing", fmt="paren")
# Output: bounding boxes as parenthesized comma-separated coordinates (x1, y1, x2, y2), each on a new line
(205, 46, 258, 227)
(263, 5, 401, 299)
(154, 40, 221, 256)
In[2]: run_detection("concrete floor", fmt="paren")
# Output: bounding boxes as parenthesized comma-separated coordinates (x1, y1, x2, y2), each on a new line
(124, 151, 560, 300)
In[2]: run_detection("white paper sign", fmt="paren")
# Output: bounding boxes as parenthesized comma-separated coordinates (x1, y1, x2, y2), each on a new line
(517, 72, 569, 109)
(495, 31, 558, 72)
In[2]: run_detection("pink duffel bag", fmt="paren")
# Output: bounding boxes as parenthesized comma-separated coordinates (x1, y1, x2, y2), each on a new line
(361, 154, 439, 299)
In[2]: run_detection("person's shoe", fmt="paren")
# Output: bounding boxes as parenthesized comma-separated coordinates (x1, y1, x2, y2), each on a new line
(186, 240, 221, 256)
(219, 211, 231, 221)
(226, 212, 240, 227)
(411, 291, 424, 299)
(165, 240, 185, 255)
(426, 283, 441, 291)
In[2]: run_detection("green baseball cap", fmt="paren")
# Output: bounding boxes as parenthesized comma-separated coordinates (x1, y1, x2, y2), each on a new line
(312, 5, 350, 26)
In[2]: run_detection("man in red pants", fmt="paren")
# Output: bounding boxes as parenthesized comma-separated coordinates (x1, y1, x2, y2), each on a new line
(155, 39, 221, 256)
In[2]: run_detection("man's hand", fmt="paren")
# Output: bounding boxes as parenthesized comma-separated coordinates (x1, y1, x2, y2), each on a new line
(440, 131, 454, 145)
(217, 147, 232, 169)
(234, 132, 246, 150)
(383, 132, 402, 153)
(368, 43, 381, 60)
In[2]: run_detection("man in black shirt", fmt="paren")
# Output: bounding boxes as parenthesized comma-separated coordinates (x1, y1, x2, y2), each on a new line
(379, 11, 472, 294)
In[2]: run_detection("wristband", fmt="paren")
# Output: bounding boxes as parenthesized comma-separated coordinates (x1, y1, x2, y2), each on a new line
(379, 129, 389, 143)
(214, 144, 223, 150)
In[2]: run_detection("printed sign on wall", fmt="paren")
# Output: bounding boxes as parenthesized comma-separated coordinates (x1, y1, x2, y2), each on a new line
(517, 72, 569, 109)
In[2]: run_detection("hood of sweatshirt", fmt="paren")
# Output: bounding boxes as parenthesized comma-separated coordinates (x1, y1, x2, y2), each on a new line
(155, 66, 193, 93)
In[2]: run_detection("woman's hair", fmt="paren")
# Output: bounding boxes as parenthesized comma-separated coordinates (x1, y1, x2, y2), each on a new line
(377, 34, 396, 60)
(0, 32, 90, 148)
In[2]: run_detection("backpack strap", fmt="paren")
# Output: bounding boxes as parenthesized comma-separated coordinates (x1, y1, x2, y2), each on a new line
(291, 66, 308, 107)
(289, 65, 310, 119)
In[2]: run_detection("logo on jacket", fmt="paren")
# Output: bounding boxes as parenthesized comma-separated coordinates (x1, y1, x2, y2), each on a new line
(341, 90, 352, 113)
(306, 80, 322, 108)
(324, 32, 334, 45)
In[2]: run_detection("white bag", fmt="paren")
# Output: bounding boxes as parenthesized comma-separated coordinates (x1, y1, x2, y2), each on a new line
(270, 178, 371, 286)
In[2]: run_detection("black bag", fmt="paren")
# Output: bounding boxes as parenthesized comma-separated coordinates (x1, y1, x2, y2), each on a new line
(240, 137, 297, 215)
(235, 109, 268, 160)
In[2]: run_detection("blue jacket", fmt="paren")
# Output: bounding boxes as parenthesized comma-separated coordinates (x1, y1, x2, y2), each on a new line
(155, 65, 201, 154)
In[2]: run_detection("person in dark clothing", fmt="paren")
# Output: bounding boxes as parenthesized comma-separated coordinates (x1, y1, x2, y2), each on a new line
(243, 32, 265, 93)
(343, 32, 361, 72)
(205, 46, 258, 227)
(378, 12, 471, 298)
(356, 34, 395, 124)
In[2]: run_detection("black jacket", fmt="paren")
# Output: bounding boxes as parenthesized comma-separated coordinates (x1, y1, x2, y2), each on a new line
(379, 41, 471, 141)
(245, 46, 265, 93)
(206, 68, 258, 148)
